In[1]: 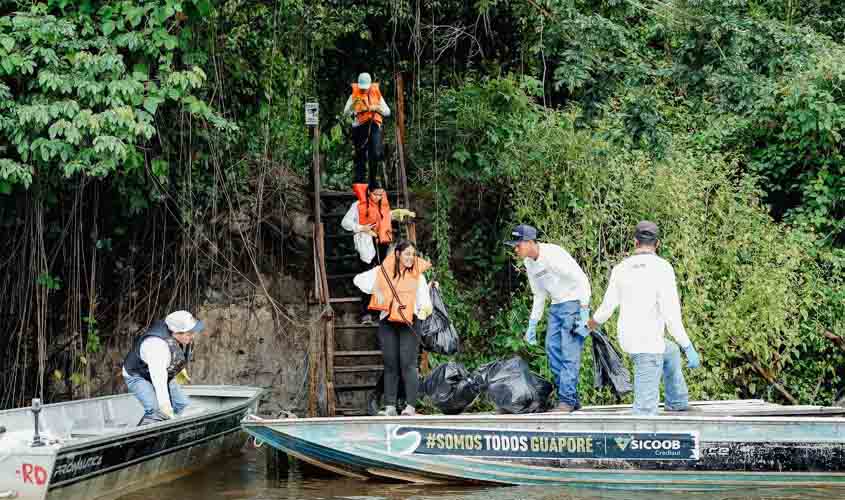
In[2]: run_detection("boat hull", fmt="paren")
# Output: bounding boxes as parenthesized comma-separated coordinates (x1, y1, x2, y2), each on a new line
(242, 409, 845, 490)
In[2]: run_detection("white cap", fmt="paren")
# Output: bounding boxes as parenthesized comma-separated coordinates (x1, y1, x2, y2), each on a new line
(165, 310, 205, 334)
(357, 72, 372, 90)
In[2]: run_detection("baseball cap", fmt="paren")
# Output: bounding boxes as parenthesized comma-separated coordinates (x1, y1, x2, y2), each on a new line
(504, 224, 538, 247)
(165, 310, 205, 334)
(357, 73, 372, 90)
(634, 220, 660, 243)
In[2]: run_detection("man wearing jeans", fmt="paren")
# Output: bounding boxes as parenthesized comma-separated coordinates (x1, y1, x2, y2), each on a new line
(122, 310, 205, 425)
(588, 221, 701, 415)
(506, 224, 592, 413)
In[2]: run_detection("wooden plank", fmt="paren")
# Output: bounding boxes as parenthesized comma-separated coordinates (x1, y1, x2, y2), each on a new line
(335, 350, 382, 356)
(335, 383, 378, 392)
(329, 297, 361, 304)
(325, 314, 336, 417)
(334, 364, 384, 373)
(334, 323, 379, 330)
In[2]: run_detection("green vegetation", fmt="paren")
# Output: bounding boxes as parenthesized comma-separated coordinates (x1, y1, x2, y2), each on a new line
(0, 0, 842, 408)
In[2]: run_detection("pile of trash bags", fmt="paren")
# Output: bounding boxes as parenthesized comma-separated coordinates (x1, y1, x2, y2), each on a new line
(412, 286, 632, 415)
(417, 287, 460, 355)
(420, 356, 554, 415)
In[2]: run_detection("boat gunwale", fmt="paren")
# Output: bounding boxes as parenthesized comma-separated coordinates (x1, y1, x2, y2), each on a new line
(242, 411, 845, 428)
(55, 385, 264, 453)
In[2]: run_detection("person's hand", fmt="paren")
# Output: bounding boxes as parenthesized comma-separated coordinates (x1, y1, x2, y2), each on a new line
(587, 318, 599, 331)
(174, 369, 191, 385)
(362, 223, 377, 238)
(525, 320, 539, 346)
(575, 306, 591, 337)
(431, 281, 440, 289)
(683, 344, 701, 369)
(418, 303, 433, 320)
(160, 404, 175, 419)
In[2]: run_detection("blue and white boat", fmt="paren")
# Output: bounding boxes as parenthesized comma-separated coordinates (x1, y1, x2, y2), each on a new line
(242, 400, 845, 491)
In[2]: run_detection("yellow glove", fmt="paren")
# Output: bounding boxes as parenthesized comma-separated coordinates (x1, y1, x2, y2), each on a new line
(174, 368, 191, 385)
(391, 208, 416, 222)
(160, 403, 175, 419)
(418, 303, 433, 320)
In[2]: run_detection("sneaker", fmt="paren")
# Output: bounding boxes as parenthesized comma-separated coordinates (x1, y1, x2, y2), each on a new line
(401, 405, 416, 416)
(553, 403, 576, 413)
(378, 405, 397, 416)
(360, 313, 374, 326)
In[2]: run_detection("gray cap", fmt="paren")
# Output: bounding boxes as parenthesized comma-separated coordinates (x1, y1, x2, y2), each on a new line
(504, 224, 538, 247)
(634, 220, 660, 243)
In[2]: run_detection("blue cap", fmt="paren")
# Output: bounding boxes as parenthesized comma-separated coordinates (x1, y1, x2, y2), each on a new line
(504, 224, 538, 247)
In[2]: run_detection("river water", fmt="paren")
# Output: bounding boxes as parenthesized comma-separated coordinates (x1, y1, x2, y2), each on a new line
(117, 448, 839, 500)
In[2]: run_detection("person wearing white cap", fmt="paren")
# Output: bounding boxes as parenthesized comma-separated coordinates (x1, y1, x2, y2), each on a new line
(122, 310, 205, 424)
(344, 72, 391, 192)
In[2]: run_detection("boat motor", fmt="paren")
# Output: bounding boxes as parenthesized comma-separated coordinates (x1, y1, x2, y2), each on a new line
(30, 398, 44, 447)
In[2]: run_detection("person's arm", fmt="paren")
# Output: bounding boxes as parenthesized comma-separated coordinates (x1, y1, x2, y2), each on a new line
(139, 338, 174, 417)
(343, 95, 355, 116)
(378, 97, 391, 117)
(353, 267, 378, 295)
(592, 267, 620, 326)
(527, 270, 548, 322)
(539, 247, 591, 307)
(658, 265, 692, 348)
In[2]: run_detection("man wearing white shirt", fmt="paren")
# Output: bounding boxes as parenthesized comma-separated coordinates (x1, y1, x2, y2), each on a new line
(506, 224, 592, 413)
(588, 221, 701, 415)
(122, 310, 205, 424)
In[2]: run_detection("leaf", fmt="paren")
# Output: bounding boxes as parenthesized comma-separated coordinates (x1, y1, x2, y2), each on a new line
(102, 20, 115, 36)
(0, 181, 11, 195)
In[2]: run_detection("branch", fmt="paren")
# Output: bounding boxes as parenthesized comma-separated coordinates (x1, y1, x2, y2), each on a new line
(749, 360, 799, 405)
(524, 0, 554, 19)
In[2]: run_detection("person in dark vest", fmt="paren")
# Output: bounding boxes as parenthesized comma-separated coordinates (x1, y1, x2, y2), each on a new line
(122, 310, 205, 424)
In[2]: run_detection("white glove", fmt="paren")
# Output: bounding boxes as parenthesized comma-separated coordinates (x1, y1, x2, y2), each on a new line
(418, 303, 433, 320)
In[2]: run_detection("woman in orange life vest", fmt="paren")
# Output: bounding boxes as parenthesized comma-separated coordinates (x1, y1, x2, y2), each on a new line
(341, 185, 393, 325)
(353, 240, 435, 416)
(343, 72, 391, 193)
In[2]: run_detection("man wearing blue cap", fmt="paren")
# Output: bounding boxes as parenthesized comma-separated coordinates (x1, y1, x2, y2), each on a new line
(506, 225, 592, 412)
(122, 310, 205, 424)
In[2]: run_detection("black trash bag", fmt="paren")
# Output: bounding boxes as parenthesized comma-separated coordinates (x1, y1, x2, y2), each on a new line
(474, 356, 554, 414)
(420, 361, 481, 414)
(591, 330, 632, 399)
(417, 286, 460, 355)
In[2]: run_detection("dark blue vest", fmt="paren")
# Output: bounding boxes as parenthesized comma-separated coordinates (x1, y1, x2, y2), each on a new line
(123, 320, 187, 382)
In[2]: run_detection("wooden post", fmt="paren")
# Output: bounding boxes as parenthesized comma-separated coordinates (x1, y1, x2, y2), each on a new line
(394, 72, 416, 243)
(264, 446, 289, 480)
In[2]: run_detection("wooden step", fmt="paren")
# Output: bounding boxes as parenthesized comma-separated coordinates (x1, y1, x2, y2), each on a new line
(326, 272, 359, 280)
(334, 364, 384, 373)
(315, 190, 401, 200)
(335, 383, 378, 392)
(329, 297, 361, 304)
(335, 350, 382, 357)
(335, 323, 379, 330)
(335, 406, 369, 416)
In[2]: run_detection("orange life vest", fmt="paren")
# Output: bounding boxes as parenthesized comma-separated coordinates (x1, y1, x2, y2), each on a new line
(350, 83, 383, 126)
(369, 253, 432, 324)
(356, 189, 393, 244)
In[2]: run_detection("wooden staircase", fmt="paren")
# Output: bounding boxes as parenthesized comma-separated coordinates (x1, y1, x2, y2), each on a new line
(307, 73, 418, 417)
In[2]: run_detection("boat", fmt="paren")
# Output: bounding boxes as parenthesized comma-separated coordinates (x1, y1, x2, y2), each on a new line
(0, 385, 262, 500)
(241, 399, 845, 491)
